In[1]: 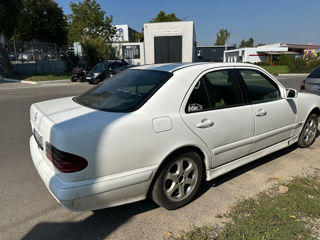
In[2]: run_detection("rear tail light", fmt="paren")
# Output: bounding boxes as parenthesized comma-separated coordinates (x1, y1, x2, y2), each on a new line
(46, 142, 88, 173)
(300, 79, 305, 91)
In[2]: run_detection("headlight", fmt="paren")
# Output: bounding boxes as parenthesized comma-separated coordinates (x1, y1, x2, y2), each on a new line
(93, 73, 99, 78)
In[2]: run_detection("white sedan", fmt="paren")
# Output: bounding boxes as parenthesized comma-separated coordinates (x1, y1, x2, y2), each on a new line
(30, 63, 320, 211)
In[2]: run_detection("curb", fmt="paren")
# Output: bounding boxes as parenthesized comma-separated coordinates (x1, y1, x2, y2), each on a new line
(278, 73, 309, 76)
(3, 78, 20, 82)
(20, 79, 70, 85)
(3, 78, 71, 85)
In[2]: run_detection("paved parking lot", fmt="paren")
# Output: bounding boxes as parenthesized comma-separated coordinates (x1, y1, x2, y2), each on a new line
(0, 75, 319, 240)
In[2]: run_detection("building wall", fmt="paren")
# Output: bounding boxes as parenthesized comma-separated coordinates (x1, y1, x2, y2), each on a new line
(144, 21, 196, 64)
(114, 25, 129, 42)
(196, 46, 236, 62)
(224, 48, 270, 63)
(12, 60, 67, 74)
(112, 42, 145, 65)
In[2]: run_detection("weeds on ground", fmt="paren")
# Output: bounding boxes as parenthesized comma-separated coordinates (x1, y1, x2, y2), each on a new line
(14, 72, 72, 81)
(168, 174, 320, 240)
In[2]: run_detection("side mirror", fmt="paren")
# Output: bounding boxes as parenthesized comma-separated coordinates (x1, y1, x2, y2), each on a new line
(285, 88, 298, 99)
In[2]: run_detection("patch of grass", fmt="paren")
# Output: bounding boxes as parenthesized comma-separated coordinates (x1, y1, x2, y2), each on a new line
(168, 174, 320, 240)
(261, 65, 290, 75)
(14, 72, 72, 81)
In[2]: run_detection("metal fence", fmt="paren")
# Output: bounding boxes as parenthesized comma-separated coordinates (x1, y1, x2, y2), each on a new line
(3, 40, 71, 74)
(7, 39, 63, 63)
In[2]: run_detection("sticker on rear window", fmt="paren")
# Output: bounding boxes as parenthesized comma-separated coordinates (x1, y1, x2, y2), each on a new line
(188, 103, 203, 112)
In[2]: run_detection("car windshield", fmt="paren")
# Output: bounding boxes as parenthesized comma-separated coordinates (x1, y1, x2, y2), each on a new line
(74, 69, 172, 112)
(92, 62, 111, 71)
(308, 65, 320, 78)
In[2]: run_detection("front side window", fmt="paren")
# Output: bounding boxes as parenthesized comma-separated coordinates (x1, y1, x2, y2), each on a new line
(238, 69, 281, 103)
(75, 69, 172, 112)
(186, 69, 244, 113)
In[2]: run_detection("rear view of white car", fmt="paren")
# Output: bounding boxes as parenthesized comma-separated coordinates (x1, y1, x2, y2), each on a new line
(30, 63, 320, 211)
(301, 64, 320, 95)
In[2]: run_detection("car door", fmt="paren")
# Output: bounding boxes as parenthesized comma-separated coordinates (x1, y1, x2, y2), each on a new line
(236, 68, 297, 153)
(181, 68, 255, 168)
(111, 62, 124, 74)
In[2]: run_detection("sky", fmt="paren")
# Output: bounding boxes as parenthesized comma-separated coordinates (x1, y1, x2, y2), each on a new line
(56, 0, 320, 46)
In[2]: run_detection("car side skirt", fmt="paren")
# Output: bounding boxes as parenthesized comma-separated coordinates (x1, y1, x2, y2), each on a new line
(206, 136, 298, 181)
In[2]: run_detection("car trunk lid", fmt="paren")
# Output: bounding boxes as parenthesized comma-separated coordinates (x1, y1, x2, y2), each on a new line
(30, 97, 126, 181)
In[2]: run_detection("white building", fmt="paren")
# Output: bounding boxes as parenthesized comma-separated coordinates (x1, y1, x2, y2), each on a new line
(224, 43, 320, 64)
(224, 44, 289, 63)
(143, 21, 196, 64)
(112, 42, 145, 66)
(113, 24, 140, 42)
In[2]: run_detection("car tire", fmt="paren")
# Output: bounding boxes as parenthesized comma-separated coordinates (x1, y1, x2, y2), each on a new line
(298, 113, 318, 148)
(151, 151, 203, 210)
(71, 76, 77, 82)
(79, 76, 85, 82)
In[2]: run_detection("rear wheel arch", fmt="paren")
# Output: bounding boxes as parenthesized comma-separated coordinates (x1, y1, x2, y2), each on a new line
(147, 145, 208, 197)
(298, 108, 319, 148)
(310, 107, 320, 117)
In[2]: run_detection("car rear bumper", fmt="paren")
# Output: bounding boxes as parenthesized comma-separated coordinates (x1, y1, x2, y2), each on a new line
(30, 136, 157, 211)
(305, 83, 320, 95)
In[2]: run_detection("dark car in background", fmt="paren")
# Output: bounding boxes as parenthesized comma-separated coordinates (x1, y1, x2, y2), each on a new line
(301, 65, 320, 95)
(86, 60, 129, 84)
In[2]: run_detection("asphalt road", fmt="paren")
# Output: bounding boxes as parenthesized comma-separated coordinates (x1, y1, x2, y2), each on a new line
(1, 75, 319, 240)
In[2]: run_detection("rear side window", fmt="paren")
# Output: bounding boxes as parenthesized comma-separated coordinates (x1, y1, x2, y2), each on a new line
(308, 65, 320, 78)
(204, 70, 244, 108)
(238, 69, 281, 103)
(74, 69, 172, 112)
(186, 69, 244, 113)
(186, 79, 210, 113)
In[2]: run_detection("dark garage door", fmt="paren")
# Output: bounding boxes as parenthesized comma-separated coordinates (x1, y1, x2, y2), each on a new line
(154, 36, 182, 64)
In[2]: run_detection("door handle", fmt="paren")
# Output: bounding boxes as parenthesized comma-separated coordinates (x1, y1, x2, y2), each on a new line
(256, 108, 267, 117)
(196, 119, 214, 128)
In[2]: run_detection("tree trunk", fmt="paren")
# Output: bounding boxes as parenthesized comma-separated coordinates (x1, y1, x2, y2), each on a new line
(0, 47, 14, 77)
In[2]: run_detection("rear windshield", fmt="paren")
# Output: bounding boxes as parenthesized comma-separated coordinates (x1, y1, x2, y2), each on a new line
(74, 69, 172, 112)
(308, 65, 320, 78)
(92, 62, 110, 71)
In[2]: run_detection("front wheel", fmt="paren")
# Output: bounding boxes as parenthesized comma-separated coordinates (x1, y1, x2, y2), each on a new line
(151, 151, 203, 210)
(79, 75, 85, 82)
(71, 76, 77, 82)
(298, 113, 318, 148)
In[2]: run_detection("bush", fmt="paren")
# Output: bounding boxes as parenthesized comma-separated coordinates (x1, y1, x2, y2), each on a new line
(288, 58, 320, 73)
(278, 54, 293, 65)
(82, 37, 117, 65)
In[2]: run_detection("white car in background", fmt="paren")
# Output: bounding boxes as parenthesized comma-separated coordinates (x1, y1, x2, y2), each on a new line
(30, 63, 320, 211)
(301, 64, 320, 95)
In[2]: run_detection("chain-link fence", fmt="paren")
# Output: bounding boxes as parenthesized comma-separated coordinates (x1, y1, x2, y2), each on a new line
(7, 39, 64, 63)
(3, 40, 71, 74)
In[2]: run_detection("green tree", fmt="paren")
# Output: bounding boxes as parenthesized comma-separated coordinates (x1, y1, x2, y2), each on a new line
(215, 29, 230, 46)
(256, 43, 266, 47)
(239, 37, 254, 48)
(14, 0, 67, 45)
(149, 10, 181, 22)
(0, 0, 23, 76)
(68, 0, 116, 64)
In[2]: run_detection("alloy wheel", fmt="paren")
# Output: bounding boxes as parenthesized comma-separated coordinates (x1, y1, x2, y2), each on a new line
(163, 157, 198, 202)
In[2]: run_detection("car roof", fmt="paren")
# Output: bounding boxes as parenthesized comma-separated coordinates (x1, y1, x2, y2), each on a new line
(132, 62, 260, 73)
